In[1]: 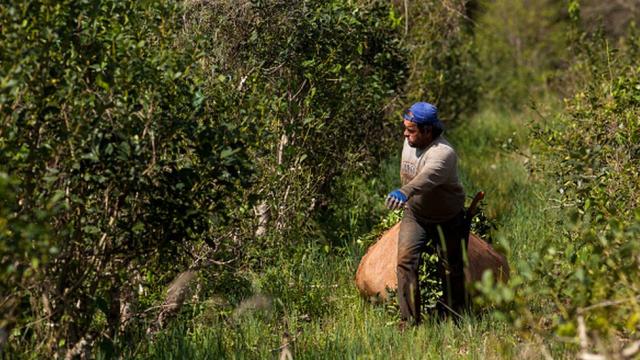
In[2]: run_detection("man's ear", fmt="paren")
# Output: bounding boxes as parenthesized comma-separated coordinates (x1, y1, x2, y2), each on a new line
(424, 126, 435, 143)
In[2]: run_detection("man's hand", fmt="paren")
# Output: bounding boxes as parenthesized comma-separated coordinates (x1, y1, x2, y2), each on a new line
(385, 189, 407, 210)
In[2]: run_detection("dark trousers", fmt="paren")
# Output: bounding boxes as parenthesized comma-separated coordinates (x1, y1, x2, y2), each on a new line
(397, 209, 468, 324)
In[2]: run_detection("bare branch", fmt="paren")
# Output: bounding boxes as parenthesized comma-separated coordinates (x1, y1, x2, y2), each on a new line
(622, 340, 640, 359)
(578, 315, 589, 351)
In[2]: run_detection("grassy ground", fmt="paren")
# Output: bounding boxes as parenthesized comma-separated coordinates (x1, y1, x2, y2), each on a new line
(118, 109, 567, 359)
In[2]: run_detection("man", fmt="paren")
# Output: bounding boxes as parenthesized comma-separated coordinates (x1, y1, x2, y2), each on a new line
(385, 101, 468, 325)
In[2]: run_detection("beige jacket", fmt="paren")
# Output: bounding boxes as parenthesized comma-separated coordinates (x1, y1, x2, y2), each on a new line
(400, 135, 465, 223)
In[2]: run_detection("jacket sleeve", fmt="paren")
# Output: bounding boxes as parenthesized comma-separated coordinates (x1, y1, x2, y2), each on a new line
(400, 147, 456, 198)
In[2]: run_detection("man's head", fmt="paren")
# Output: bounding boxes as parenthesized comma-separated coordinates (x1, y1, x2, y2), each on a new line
(402, 102, 443, 148)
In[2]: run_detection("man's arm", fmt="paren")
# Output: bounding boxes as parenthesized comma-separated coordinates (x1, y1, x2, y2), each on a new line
(386, 141, 411, 210)
(400, 148, 456, 198)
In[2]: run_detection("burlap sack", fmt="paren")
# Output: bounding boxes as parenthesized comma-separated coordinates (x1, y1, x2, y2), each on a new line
(354, 222, 509, 301)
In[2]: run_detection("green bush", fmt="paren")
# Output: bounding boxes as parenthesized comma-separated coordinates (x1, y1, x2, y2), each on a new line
(0, 0, 411, 355)
(476, 15, 640, 355)
(474, 0, 570, 108)
(535, 27, 640, 338)
(242, 0, 407, 249)
(185, 0, 408, 254)
(403, 0, 479, 125)
(0, 0, 252, 356)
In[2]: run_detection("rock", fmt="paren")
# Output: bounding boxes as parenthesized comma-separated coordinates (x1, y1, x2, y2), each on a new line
(354, 222, 510, 302)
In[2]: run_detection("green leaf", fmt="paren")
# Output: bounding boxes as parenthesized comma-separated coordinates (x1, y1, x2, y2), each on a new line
(96, 74, 110, 91)
(132, 222, 145, 234)
(220, 148, 239, 159)
(83, 225, 100, 234)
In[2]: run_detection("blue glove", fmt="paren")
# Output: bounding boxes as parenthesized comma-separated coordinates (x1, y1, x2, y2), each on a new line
(385, 189, 407, 210)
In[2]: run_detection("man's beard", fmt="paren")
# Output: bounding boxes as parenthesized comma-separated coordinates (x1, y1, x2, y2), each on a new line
(407, 139, 422, 148)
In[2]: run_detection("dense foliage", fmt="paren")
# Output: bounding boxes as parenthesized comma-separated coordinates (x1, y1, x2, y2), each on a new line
(193, 0, 408, 250)
(474, 6, 640, 356)
(0, 0, 421, 356)
(474, 0, 569, 108)
(0, 0, 256, 355)
(404, 0, 479, 125)
(533, 25, 640, 342)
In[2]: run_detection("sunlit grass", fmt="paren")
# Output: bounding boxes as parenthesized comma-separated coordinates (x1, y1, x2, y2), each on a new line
(136, 251, 522, 359)
(451, 108, 566, 266)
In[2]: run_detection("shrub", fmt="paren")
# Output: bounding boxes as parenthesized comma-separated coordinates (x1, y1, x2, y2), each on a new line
(473, 0, 570, 108)
(0, 0, 252, 355)
(535, 25, 640, 339)
(188, 0, 408, 252)
(478, 13, 640, 356)
(403, 0, 479, 125)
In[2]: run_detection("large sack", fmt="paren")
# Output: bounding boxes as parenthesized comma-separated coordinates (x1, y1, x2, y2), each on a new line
(354, 222, 509, 301)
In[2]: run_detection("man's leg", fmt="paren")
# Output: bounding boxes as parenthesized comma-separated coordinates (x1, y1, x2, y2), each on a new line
(433, 211, 469, 316)
(397, 212, 427, 325)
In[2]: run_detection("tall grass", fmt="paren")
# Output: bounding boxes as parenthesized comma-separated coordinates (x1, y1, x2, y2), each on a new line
(109, 109, 569, 359)
(452, 108, 562, 258)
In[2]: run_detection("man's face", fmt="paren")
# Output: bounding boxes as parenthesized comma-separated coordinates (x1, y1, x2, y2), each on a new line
(403, 120, 430, 148)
